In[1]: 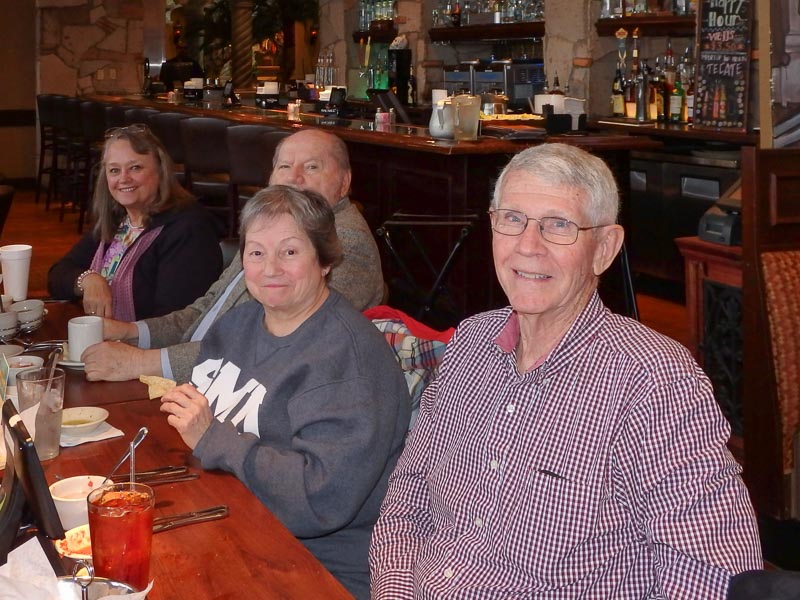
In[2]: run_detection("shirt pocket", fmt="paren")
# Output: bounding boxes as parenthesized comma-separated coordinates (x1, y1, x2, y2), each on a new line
(500, 463, 602, 586)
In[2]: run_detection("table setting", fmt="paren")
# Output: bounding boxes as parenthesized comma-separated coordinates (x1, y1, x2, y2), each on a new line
(1, 263, 353, 598)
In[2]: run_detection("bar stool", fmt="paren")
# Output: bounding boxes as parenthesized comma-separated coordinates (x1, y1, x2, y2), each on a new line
(376, 212, 478, 328)
(77, 101, 109, 233)
(149, 112, 190, 183)
(226, 125, 287, 231)
(104, 104, 133, 130)
(58, 97, 93, 223)
(47, 95, 72, 212)
(34, 94, 59, 207)
(597, 241, 639, 320)
(180, 117, 233, 235)
(124, 108, 159, 126)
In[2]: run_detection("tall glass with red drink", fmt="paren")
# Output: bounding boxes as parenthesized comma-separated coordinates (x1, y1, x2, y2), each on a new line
(87, 482, 154, 591)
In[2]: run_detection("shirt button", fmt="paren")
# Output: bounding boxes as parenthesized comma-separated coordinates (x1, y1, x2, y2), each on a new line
(444, 567, 454, 579)
(490, 459, 499, 470)
(474, 517, 484, 528)
(506, 404, 515, 414)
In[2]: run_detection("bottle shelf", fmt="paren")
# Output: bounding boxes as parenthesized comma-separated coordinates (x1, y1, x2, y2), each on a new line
(428, 21, 545, 43)
(595, 15, 696, 37)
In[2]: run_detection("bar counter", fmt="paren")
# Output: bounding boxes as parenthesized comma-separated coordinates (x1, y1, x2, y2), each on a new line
(90, 94, 661, 320)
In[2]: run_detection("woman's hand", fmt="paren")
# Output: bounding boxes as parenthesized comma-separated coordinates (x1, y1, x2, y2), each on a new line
(160, 384, 214, 450)
(80, 273, 113, 317)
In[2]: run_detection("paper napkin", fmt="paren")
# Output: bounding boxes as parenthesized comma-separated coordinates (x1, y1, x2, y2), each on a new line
(60, 421, 124, 447)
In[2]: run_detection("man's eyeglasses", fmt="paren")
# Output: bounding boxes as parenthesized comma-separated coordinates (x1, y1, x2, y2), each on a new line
(105, 123, 151, 139)
(488, 209, 609, 246)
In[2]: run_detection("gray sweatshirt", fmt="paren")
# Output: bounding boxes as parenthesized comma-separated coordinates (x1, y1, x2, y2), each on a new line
(192, 291, 410, 599)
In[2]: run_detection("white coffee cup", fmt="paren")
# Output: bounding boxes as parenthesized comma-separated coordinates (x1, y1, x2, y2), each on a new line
(0, 244, 33, 301)
(67, 315, 103, 362)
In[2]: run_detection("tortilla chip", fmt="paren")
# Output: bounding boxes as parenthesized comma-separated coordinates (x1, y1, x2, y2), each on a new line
(139, 374, 177, 399)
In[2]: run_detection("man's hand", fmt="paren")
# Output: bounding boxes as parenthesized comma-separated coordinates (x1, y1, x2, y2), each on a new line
(102, 318, 139, 342)
(81, 273, 113, 317)
(160, 384, 213, 450)
(82, 342, 162, 381)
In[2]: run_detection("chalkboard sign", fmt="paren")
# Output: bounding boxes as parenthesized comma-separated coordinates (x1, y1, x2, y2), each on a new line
(693, 0, 753, 131)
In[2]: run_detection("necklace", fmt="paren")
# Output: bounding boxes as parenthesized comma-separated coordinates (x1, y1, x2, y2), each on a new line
(125, 216, 145, 230)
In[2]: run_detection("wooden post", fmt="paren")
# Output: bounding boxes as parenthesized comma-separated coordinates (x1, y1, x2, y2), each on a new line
(231, 0, 254, 89)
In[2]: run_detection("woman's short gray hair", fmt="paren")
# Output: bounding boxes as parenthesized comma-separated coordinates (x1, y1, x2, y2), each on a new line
(238, 185, 343, 273)
(491, 143, 619, 226)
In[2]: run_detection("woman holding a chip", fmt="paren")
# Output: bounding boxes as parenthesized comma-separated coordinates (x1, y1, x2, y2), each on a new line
(159, 185, 410, 600)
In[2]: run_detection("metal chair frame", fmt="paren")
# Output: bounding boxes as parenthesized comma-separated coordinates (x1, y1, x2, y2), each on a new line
(376, 212, 478, 324)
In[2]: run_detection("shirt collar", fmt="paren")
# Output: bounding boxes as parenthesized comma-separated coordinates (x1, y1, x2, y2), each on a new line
(493, 291, 606, 373)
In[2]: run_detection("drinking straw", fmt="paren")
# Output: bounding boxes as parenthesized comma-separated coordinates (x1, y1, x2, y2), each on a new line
(130, 439, 136, 484)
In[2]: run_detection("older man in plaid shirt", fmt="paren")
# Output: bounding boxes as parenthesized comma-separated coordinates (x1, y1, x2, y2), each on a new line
(369, 143, 762, 599)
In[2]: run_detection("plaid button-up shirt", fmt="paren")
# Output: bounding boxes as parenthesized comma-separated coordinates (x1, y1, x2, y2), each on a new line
(370, 292, 762, 599)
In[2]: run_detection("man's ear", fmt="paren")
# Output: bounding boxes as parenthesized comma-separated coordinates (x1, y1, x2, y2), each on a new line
(592, 224, 625, 276)
(338, 170, 352, 202)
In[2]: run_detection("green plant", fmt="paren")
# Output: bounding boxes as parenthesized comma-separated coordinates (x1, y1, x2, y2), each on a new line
(192, 0, 319, 53)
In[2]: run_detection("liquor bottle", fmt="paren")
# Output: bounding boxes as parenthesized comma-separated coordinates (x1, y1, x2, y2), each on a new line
(663, 38, 676, 89)
(649, 57, 663, 122)
(712, 81, 721, 120)
(630, 28, 641, 79)
(718, 84, 727, 120)
(643, 60, 658, 121)
(452, 1, 462, 26)
(551, 71, 564, 95)
(680, 47, 695, 124)
(685, 76, 695, 124)
(612, 62, 625, 117)
(669, 78, 685, 123)
(624, 77, 636, 118)
(493, 0, 503, 23)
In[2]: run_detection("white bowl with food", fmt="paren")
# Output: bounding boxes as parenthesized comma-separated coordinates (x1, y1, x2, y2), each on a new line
(50, 475, 106, 531)
(61, 407, 109, 436)
(7, 354, 44, 387)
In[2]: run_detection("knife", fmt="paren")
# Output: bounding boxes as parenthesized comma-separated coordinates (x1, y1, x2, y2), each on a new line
(111, 466, 198, 485)
(153, 505, 229, 533)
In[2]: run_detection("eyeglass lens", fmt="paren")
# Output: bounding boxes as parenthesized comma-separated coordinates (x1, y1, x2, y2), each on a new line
(491, 209, 578, 244)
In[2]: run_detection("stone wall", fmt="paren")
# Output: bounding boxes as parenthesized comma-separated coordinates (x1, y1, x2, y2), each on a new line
(38, 0, 146, 97)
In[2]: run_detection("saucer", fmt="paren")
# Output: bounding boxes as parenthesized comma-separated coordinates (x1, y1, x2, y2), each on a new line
(57, 357, 85, 369)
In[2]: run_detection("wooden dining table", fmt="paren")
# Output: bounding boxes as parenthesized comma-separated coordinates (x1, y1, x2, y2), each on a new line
(24, 301, 354, 599)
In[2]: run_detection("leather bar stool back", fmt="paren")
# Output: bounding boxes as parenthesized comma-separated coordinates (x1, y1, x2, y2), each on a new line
(262, 130, 292, 183)
(180, 117, 233, 235)
(225, 125, 288, 234)
(148, 112, 190, 180)
(104, 104, 134, 130)
(124, 107, 159, 126)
